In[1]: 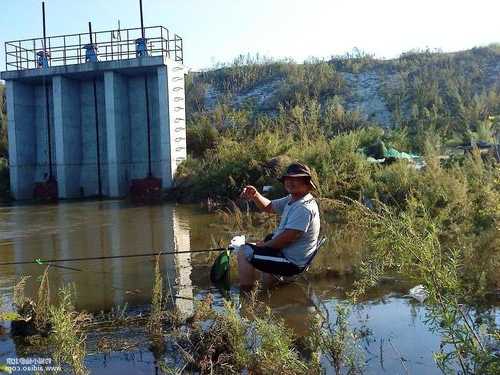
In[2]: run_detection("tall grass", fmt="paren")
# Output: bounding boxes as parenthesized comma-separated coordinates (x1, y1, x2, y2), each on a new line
(35, 266, 50, 331)
(307, 303, 364, 375)
(147, 254, 165, 338)
(175, 296, 313, 374)
(189, 120, 498, 373)
(49, 285, 88, 375)
(13, 276, 30, 309)
(347, 198, 499, 374)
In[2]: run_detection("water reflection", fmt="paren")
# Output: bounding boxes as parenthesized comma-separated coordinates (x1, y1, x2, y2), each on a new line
(1, 202, 498, 375)
(0, 201, 197, 315)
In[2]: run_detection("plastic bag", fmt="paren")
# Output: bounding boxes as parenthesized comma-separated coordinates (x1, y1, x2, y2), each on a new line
(408, 285, 428, 303)
(228, 235, 246, 253)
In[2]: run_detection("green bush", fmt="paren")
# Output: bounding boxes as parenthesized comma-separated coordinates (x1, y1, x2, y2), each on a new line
(202, 54, 289, 94)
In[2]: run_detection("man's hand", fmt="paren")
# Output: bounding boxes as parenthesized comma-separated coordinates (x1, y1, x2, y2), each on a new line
(240, 185, 258, 200)
(255, 240, 266, 247)
(240, 185, 273, 213)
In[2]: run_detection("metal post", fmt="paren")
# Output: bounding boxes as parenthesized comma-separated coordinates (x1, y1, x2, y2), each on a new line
(139, 0, 145, 39)
(89, 21, 102, 197)
(160, 27, 163, 58)
(42, 2, 47, 53)
(88, 22, 94, 44)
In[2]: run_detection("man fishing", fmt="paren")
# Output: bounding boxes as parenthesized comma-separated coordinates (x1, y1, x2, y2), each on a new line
(238, 162, 320, 288)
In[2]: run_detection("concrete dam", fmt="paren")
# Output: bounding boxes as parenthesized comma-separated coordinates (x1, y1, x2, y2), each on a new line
(1, 24, 187, 200)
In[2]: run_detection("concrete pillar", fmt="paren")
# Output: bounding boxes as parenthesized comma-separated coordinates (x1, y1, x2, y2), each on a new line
(80, 79, 108, 197)
(6, 80, 36, 199)
(159, 64, 187, 188)
(104, 72, 117, 196)
(168, 65, 187, 173)
(157, 66, 172, 187)
(33, 82, 55, 183)
(53, 76, 82, 198)
(2, 56, 186, 200)
(104, 71, 129, 197)
(128, 76, 148, 179)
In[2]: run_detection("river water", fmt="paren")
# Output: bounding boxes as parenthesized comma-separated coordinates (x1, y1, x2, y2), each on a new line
(0, 201, 498, 374)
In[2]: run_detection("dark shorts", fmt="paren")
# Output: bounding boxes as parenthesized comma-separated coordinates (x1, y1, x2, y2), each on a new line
(243, 243, 303, 277)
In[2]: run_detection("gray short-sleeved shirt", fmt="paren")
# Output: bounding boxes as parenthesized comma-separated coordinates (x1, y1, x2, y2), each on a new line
(270, 193, 320, 267)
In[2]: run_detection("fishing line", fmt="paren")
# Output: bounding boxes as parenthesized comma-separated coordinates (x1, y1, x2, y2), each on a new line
(0, 247, 230, 267)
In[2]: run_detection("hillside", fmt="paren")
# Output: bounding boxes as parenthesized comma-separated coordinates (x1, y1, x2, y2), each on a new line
(185, 45, 500, 152)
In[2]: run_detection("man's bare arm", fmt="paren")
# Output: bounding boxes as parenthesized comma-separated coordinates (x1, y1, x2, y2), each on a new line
(241, 185, 273, 213)
(262, 229, 302, 250)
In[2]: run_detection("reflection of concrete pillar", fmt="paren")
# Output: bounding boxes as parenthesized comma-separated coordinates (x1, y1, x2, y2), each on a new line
(11, 205, 59, 298)
(161, 205, 193, 317)
(108, 202, 125, 306)
(172, 207, 193, 317)
(56, 203, 74, 287)
(12, 207, 25, 278)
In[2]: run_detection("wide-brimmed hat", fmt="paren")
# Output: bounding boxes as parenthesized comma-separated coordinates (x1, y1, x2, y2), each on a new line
(278, 162, 317, 190)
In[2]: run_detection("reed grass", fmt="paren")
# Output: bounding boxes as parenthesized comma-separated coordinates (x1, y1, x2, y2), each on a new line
(307, 303, 364, 375)
(12, 275, 30, 309)
(147, 254, 165, 338)
(173, 291, 316, 374)
(347, 198, 499, 374)
(34, 266, 50, 331)
(49, 285, 88, 375)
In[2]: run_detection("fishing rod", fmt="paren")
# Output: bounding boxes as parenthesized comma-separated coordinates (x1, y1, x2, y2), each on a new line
(0, 246, 230, 267)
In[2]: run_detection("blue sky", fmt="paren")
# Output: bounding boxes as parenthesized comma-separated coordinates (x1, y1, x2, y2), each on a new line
(1, 0, 499, 72)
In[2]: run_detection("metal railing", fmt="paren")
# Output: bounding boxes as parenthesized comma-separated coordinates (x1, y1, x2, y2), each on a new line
(4, 25, 183, 71)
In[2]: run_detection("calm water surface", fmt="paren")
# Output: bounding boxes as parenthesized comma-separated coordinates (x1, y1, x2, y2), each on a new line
(0, 200, 498, 374)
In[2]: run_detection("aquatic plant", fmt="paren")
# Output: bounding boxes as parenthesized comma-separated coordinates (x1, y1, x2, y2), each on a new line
(34, 266, 50, 331)
(251, 306, 310, 374)
(49, 285, 89, 375)
(12, 276, 30, 309)
(147, 254, 165, 338)
(307, 303, 364, 375)
(349, 198, 499, 374)
(173, 292, 314, 374)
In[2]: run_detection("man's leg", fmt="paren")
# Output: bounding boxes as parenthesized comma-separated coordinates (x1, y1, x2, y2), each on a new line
(261, 272, 280, 289)
(238, 249, 257, 289)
